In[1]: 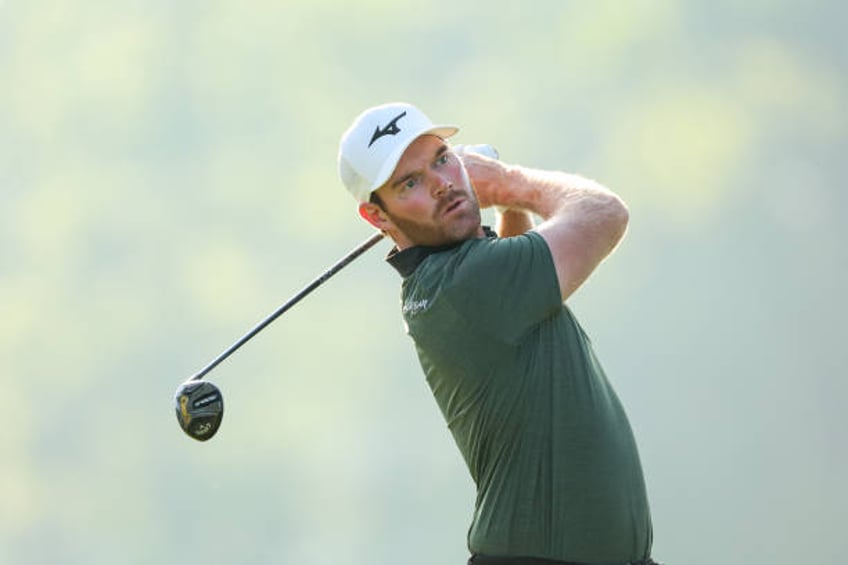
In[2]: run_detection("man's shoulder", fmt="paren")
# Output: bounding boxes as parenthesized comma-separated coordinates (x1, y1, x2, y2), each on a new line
(406, 233, 548, 307)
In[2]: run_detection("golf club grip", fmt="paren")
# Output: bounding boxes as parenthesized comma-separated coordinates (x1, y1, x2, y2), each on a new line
(188, 231, 385, 382)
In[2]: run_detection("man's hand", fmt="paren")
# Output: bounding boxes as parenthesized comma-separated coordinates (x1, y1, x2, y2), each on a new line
(453, 145, 508, 210)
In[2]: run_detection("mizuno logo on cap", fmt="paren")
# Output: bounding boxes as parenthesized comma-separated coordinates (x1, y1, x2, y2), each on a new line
(369, 111, 407, 147)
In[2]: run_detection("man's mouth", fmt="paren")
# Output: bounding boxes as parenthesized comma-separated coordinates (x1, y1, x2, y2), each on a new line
(442, 197, 465, 216)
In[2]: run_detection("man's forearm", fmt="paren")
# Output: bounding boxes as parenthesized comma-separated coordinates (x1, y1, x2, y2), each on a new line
(495, 208, 534, 237)
(481, 163, 629, 300)
(491, 166, 619, 222)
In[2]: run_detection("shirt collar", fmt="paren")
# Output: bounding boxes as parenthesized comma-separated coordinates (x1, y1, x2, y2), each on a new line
(386, 226, 499, 278)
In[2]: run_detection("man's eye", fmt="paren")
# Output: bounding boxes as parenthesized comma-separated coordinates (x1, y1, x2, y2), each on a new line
(404, 178, 417, 190)
(437, 154, 449, 165)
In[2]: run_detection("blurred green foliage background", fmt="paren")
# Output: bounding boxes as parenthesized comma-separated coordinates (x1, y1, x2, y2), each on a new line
(1, 1, 846, 563)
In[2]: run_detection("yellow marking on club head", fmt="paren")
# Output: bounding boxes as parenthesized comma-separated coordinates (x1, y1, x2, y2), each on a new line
(179, 395, 192, 426)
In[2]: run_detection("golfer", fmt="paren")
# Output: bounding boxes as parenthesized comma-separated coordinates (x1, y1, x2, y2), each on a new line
(338, 103, 658, 565)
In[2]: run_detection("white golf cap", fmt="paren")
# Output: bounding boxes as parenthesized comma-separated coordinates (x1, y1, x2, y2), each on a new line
(338, 102, 458, 202)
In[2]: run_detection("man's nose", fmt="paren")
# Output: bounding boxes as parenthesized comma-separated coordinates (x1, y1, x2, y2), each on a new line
(432, 175, 453, 197)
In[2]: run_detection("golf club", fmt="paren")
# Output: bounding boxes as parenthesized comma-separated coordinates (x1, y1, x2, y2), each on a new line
(174, 143, 499, 441)
(175, 231, 385, 441)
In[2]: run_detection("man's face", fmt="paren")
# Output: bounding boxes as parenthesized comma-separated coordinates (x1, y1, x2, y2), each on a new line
(371, 135, 483, 248)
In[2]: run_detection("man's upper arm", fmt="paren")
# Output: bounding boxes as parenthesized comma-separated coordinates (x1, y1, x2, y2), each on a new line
(449, 234, 562, 344)
(534, 194, 629, 301)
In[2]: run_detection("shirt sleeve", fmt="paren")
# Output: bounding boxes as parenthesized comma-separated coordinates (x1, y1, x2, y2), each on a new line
(445, 231, 563, 345)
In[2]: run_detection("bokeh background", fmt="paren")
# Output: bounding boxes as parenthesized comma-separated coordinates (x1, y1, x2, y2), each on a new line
(2, 1, 846, 563)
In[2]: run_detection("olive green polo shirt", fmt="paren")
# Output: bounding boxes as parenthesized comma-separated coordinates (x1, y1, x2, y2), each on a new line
(388, 230, 652, 563)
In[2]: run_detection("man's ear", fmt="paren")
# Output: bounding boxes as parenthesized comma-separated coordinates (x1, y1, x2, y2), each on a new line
(358, 202, 390, 231)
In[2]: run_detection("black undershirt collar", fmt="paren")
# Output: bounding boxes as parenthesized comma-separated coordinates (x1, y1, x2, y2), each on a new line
(386, 226, 498, 278)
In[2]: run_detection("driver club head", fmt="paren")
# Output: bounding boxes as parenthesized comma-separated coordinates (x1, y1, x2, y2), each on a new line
(175, 380, 224, 441)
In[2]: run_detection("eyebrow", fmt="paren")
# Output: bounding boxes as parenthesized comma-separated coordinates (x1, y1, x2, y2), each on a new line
(391, 143, 449, 190)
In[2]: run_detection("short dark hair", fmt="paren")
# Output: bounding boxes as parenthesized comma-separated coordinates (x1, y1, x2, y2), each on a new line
(369, 191, 384, 208)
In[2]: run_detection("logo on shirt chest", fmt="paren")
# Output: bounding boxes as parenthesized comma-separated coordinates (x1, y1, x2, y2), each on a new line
(402, 298, 430, 317)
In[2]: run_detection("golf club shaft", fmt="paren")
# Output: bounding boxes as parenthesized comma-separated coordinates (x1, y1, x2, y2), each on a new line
(188, 231, 385, 383)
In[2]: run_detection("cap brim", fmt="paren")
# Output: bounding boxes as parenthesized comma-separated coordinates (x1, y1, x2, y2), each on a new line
(370, 125, 459, 193)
